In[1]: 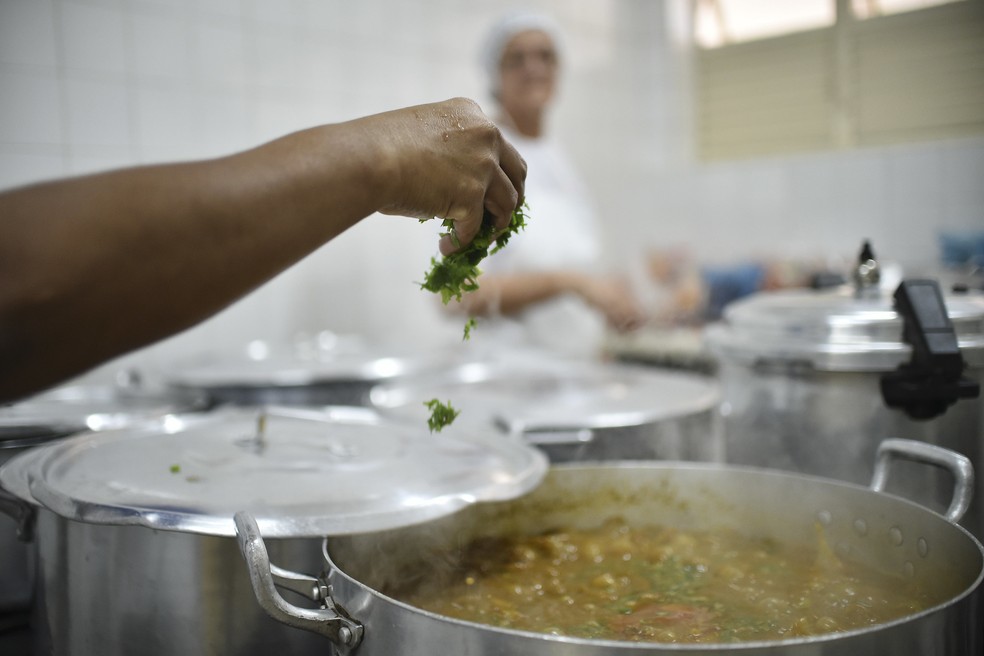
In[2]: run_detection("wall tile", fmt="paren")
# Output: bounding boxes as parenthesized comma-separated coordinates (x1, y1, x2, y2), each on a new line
(132, 82, 196, 160)
(194, 88, 250, 156)
(64, 76, 130, 147)
(0, 69, 63, 144)
(0, 0, 57, 68)
(130, 10, 192, 81)
(0, 147, 66, 190)
(192, 20, 247, 87)
(58, 1, 127, 76)
(67, 147, 134, 175)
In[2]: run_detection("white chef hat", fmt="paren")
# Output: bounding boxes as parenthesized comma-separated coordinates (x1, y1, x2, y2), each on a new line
(479, 11, 563, 98)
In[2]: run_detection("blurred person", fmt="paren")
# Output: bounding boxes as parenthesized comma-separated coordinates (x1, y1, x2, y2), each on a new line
(449, 11, 646, 358)
(0, 97, 525, 404)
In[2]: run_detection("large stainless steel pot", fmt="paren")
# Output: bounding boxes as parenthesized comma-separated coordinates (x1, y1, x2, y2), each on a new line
(166, 336, 465, 407)
(370, 354, 721, 463)
(0, 371, 206, 622)
(704, 271, 984, 539)
(236, 439, 984, 655)
(0, 406, 545, 656)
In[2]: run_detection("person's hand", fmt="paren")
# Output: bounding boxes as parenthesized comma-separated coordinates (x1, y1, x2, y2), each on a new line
(576, 275, 648, 332)
(363, 98, 526, 254)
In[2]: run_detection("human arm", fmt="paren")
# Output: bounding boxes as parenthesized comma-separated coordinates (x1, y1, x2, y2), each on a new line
(454, 270, 646, 332)
(0, 97, 525, 403)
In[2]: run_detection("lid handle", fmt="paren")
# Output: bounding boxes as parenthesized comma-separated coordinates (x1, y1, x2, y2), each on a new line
(880, 279, 980, 420)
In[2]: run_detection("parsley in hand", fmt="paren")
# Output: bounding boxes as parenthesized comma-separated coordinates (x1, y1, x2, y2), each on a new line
(419, 201, 529, 339)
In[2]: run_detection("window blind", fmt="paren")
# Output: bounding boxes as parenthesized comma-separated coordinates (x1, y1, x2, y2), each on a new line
(696, 1, 984, 159)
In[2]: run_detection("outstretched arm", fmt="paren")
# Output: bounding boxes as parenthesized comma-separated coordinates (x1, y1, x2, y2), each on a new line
(0, 97, 525, 402)
(455, 270, 646, 331)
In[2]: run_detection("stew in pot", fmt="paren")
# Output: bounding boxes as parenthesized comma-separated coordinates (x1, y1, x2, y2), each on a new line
(396, 518, 933, 643)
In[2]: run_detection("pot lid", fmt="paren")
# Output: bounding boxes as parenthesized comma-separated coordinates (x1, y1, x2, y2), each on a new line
(166, 339, 463, 389)
(0, 371, 207, 445)
(704, 285, 984, 371)
(12, 406, 547, 537)
(370, 357, 719, 435)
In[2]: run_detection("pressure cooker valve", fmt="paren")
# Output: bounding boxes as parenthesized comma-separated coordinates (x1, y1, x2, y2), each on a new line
(853, 240, 881, 295)
(880, 279, 980, 420)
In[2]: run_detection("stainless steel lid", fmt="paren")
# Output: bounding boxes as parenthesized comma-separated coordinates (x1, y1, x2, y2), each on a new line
(1, 406, 547, 537)
(166, 339, 462, 389)
(0, 371, 207, 445)
(704, 286, 984, 371)
(370, 357, 719, 436)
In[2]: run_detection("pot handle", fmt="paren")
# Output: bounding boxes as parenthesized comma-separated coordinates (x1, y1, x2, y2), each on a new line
(870, 438, 975, 524)
(0, 488, 35, 542)
(233, 512, 363, 652)
(494, 414, 596, 446)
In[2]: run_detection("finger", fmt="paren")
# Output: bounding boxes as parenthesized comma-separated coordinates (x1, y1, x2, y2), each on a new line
(484, 167, 520, 232)
(439, 204, 483, 255)
(497, 139, 527, 207)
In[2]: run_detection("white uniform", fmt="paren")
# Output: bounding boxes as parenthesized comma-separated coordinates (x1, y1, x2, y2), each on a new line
(478, 126, 606, 358)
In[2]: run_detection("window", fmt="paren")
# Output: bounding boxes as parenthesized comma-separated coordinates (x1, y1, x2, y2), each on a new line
(695, 0, 834, 48)
(852, 0, 964, 19)
(694, 0, 984, 159)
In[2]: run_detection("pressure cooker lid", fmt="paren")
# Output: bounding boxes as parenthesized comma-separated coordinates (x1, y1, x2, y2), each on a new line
(370, 358, 719, 434)
(0, 372, 207, 445)
(704, 286, 984, 370)
(15, 406, 547, 537)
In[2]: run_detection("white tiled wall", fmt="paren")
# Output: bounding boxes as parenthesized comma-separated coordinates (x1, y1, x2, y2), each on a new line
(1, 0, 982, 379)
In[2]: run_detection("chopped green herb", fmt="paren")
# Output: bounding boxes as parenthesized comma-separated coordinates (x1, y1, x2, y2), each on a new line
(419, 201, 529, 340)
(424, 398, 460, 433)
(169, 464, 181, 474)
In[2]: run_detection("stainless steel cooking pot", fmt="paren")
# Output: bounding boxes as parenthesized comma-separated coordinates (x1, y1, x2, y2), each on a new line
(704, 273, 984, 539)
(0, 406, 545, 656)
(370, 353, 721, 463)
(0, 371, 206, 620)
(236, 439, 983, 655)
(165, 336, 465, 407)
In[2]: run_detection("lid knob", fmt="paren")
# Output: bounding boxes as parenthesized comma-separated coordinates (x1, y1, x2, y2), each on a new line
(880, 279, 980, 420)
(853, 240, 881, 296)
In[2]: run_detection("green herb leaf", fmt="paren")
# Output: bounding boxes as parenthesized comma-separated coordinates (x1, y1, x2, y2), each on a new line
(169, 464, 181, 474)
(424, 398, 460, 432)
(462, 316, 477, 341)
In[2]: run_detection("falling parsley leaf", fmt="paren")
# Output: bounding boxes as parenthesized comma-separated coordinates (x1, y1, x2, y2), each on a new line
(424, 398, 460, 432)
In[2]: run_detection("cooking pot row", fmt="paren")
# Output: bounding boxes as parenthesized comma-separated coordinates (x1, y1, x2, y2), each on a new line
(2, 438, 981, 655)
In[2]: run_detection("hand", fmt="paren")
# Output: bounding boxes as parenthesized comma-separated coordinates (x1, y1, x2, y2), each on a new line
(366, 98, 527, 254)
(576, 275, 648, 332)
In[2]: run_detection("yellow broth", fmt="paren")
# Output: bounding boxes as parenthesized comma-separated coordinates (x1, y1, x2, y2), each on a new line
(396, 519, 933, 643)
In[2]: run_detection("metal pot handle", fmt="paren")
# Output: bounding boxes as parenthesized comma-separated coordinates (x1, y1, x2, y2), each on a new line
(493, 414, 596, 446)
(233, 512, 363, 652)
(870, 438, 975, 523)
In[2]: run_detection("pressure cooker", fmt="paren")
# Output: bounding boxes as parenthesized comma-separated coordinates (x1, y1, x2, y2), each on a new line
(704, 245, 984, 539)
